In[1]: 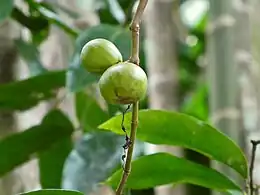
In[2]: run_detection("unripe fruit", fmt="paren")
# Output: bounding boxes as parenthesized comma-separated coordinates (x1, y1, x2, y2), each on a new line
(98, 62, 148, 105)
(80, 38, 123, 74)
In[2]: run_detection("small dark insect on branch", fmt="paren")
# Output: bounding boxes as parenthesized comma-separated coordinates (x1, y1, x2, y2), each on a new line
(249, 140, 260, 195)
(121, 104, 132, 168)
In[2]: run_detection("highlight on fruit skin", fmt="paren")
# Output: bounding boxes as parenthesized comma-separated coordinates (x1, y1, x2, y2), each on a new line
(80, 38, 123, 74)
(98, 62, 148, 105)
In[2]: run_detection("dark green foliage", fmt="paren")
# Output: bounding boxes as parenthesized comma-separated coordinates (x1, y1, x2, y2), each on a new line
(0, 110, 74, 176)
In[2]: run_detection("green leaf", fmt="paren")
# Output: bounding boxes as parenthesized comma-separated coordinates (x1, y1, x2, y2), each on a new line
(11, 7, 49, 32)
(26, 0, 79, 37)
(0, 70, 65, 111)
(0, 0, 14, 22)
(66, 54, 99, 93)
(14, 39, 47, 76)
(38, 137, 73, 188)
(0, 109, 74, 176)
(111, 28, 131, 61)
(18, 189, 83, 195)
(62, 131, 143, 194)
(62, 132, 123, 194)
(106, 153, 241, 193)
(75, 91, 109, 132)
(99, 110, 248, 178)
(181, 84, 208, 120)
(105, 0, 126, 24)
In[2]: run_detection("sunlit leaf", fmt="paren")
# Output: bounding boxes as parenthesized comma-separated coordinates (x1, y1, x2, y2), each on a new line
(106, 153, 242, 193)
(99, 109, 248, 178)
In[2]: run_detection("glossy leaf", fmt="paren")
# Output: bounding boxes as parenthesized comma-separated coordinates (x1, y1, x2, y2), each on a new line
(0, 0, 14, 22)
(14, 39, 47, 76)
(0, 109, 74, 176)
(106, 153, 241, 193)
(39, 137, 73, 188)
(19, 189, 83, 195)
(0, 70, 65, 111)
(99, 110, 248, 178)
(75, 91, 109, 132)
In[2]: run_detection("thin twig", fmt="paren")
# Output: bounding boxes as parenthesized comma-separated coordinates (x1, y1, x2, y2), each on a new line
(249, 140, 260, 195)
(128, 0, 148, 65)
(115, 1, 148, 194)
(116, 102, 139, 195)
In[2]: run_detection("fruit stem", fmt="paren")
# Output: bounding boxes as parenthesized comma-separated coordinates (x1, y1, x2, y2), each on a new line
(116, 1, 148, 194)
(116, 102, 139, 195)
(129, 0, 148, 66)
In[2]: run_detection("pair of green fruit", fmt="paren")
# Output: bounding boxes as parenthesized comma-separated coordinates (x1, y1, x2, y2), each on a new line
(80, 38, 148, 105)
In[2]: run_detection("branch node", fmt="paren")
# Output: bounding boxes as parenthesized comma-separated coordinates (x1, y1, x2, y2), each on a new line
(249, 139, 260, 195)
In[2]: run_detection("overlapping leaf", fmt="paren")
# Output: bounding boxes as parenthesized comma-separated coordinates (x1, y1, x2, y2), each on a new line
(0, 70, 65, 111)
(0, 109, 74, 176)
(75, 91, 109, 132)
(106, 153, 242, 193)
(99, 109, 248, 178)
(39, 137, 73, 188)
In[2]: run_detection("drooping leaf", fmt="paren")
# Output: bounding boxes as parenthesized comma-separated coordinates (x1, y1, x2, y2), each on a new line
(18, 189, 83, 195)
(0, 70, 65, 111)
(106, 153, 242, 193)
(0, 0, 14, 22)
(39, 137, 73, 188)
(26, 0, 79, 37)
(105, 0, 126, 24)
(0, 109, 74, 176)
(75, 91, 109, 132)
(62, 131, 144, 194)
(11, 7, 49, 32)
(99, 110, 248, 178)
(14, 39, 47, 76)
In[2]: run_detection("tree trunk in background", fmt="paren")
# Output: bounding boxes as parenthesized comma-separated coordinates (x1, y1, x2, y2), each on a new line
(207, 0, 243, 194)
(248, 0, 260, 185)
(144, 1, 185, 195)
(0, 18, 24, 195)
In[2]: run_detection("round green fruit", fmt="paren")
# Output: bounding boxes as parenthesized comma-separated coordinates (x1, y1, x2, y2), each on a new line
(80, 38, 123, 74)
(98, 62, 148, 105)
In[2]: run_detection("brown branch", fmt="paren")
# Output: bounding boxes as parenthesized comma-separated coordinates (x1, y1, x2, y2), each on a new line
(249, 140, 260, 195)
(115, 1, 148, 195)
(128, 0, 148, 65)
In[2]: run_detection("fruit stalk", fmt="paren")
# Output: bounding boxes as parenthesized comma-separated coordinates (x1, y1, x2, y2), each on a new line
(115, 0, 148, 195)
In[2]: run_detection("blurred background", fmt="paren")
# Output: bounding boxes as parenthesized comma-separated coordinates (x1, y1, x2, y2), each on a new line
(0, 0, 259, 195)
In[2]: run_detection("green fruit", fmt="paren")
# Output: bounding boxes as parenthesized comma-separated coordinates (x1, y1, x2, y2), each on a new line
(98, 62, 148, 105)
(80, 38, 123, 74)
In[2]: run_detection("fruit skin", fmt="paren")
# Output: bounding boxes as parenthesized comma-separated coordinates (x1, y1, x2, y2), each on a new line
(80, 38, 123, 74)
(98, 62, 148, 105)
